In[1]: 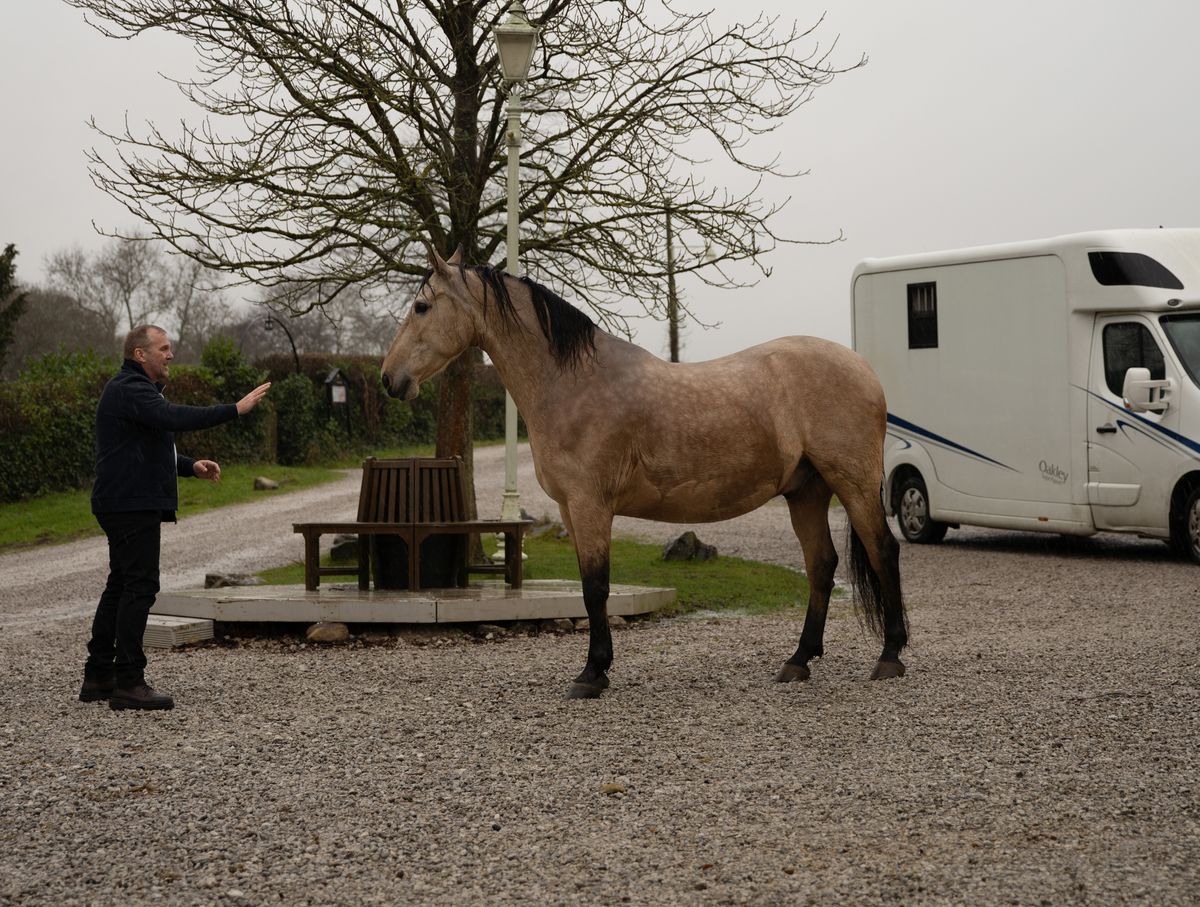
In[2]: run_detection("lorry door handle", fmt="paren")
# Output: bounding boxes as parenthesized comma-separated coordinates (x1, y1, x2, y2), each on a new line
(1096, 423, 1118, 434)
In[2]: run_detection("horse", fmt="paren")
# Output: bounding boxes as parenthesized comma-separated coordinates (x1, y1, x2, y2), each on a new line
(381, 247, 908, 698)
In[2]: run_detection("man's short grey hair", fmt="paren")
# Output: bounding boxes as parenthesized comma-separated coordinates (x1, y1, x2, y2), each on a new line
(123, 325, 168, 359)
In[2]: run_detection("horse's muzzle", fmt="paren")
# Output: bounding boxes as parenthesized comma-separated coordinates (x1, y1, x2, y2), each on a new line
(382, 370, 417, 401)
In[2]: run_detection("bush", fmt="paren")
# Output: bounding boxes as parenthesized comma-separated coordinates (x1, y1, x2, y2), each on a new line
(173, 339, 272, 463)
(272, 372, 322, 465)
(0, 350, 114, 502)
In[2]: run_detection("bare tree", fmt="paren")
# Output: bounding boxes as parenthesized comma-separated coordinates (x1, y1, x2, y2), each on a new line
(152, 254, 233, 363)
(1, 287, 115, 377)
(45, 239, 162, 340)
(45, 234, 231, 361)
(67, 0, 862, 512)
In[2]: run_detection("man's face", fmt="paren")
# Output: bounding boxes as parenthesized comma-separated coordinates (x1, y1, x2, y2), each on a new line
(136, 330, 174, 384)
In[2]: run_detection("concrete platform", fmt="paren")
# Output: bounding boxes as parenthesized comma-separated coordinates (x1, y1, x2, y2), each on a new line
(152, 579, 675, 625)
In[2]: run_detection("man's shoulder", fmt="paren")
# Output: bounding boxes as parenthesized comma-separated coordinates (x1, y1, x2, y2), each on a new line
(98, 367, 156, 407)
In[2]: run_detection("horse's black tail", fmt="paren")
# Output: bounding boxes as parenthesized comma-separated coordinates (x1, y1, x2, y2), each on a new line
(847, 525, 897, 643)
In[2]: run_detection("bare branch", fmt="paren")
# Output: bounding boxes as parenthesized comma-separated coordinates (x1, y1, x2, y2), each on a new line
(64, 0, 860, 327)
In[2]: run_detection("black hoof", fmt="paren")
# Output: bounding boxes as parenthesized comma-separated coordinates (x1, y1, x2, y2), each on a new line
(870, 659, 906, 680)
(567, 674, 609, 699)
(774, 662, 811, 683)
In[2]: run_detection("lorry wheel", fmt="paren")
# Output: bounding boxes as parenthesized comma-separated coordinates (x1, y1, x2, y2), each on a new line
(1174, 485, 1200, 565)
(896, 473, 948, 544)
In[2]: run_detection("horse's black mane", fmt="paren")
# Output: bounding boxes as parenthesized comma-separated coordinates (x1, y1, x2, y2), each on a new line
(446, 263, 598, 371)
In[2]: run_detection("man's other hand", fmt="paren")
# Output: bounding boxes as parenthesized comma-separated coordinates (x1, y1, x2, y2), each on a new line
(193, 460, 221, 482)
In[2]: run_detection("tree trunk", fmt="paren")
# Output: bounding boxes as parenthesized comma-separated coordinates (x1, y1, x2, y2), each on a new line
(435, 346, 485, 561)
(666, 208, 680, 363)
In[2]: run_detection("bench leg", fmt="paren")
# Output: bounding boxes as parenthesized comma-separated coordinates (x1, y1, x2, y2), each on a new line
(505, 530, 523, 589)
(303, 533, 320, 591)
(357, 535, 370, 591)
(409, 532, 422, 592)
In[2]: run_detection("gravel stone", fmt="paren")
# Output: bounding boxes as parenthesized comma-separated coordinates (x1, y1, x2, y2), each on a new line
(0, 444, 1196, 904)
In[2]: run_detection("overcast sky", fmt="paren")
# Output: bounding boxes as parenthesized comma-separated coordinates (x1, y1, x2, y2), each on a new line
(2, 1, 1198, 360)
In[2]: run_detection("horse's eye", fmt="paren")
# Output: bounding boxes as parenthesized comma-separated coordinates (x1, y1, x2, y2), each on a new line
(414, 301, 431, 315)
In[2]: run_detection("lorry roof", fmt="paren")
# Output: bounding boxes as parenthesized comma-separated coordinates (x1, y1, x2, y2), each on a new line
(853, 228, 1200, 313)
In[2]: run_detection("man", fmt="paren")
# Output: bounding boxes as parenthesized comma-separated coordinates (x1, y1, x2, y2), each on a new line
(81, 324, 271, 711)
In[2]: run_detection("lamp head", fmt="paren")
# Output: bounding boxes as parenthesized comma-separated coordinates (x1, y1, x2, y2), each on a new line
(494, 0, 539, 83)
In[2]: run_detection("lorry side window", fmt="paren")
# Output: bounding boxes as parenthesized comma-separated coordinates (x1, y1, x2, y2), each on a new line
(1102, 322, 1166, 395)
(907, 282, 938, 349)
(1160, 314, 1200, 387)
(1089, 251, 1184, 290)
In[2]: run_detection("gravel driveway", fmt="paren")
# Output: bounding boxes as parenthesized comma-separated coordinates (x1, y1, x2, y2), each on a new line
(1, 444, 1197, 905)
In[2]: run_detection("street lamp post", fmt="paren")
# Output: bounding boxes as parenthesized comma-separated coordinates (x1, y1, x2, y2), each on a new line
(263, 314, 301, 374)
(493, 1, 539, 557)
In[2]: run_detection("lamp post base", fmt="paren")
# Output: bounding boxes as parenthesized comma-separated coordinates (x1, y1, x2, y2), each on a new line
(493, 490, 527, 564)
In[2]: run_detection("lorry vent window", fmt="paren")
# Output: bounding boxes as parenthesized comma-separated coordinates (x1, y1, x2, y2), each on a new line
(1088, 251, 1183, 290)
(907, 282, 938, 349)
(1102, 322, 1166, 396)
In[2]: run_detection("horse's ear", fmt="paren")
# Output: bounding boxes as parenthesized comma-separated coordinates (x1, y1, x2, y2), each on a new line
(427, 244, 453, 277)
(447, 245, 464, 266)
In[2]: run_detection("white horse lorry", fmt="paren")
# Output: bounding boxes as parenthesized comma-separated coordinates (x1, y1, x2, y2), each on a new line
(851, 228, 1200, 563)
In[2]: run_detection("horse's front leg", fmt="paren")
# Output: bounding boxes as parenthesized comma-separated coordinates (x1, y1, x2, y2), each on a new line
(562, 502, 614, 700)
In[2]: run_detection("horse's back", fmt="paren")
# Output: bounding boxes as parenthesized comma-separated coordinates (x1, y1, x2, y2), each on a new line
(541, 334, 888, 522)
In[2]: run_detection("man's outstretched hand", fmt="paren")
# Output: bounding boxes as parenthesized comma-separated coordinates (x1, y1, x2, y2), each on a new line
(236, 382, 272, 415)
(193, 460, 222, 482)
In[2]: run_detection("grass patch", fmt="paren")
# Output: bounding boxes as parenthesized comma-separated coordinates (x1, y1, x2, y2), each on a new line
(0, 444, 443, 551)
(1, 462, 343, 550)
(518, 533, 809, 616)
(259, 531, 811, 617)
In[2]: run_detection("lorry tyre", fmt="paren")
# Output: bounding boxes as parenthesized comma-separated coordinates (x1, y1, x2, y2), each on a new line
(1174, 485, 1200, 565)
(895, 473, 948, 544)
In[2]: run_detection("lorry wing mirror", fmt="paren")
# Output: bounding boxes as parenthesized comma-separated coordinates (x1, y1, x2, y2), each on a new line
(1122, 367, 1174, 414)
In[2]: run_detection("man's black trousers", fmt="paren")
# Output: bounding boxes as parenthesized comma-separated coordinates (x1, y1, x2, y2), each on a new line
(86, 511, 161, 686)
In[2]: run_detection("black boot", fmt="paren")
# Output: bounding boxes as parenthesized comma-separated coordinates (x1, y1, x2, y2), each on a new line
(109, 682, 174, 711)
(78, 676, 114, 702)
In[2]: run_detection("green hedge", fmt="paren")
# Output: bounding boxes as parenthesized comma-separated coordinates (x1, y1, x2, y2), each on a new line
(0, 343, 522, 503)
(0, 350, 113, 501)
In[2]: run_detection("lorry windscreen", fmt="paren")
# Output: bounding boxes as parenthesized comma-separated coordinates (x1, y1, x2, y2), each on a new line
(1089, 251, 1184, 289)
(1161, 314, 1200, 387)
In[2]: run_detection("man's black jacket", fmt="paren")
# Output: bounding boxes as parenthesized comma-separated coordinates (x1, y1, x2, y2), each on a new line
(91, 360, 238, 516)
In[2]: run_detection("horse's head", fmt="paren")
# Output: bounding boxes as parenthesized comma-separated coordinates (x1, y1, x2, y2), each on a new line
(381, 246, 481, 401)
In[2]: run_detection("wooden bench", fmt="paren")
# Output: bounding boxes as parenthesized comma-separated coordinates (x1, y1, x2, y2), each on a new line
(292, 457, 530, 592)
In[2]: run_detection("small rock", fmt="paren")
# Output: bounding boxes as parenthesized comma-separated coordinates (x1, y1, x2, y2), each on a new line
(204, 573, 266, 589)
(541, 618, 575, 634)
(608, 615, 627, 629)
(253, 476, 280, 491)
(530, 521, 565, 539)
(306, 621, 349, 644)
(330, 534, 359, 562)
(474, 623, 507, 639)
(574, 618, 590, 631)
(663, 531, 718, 561)
(600, 782, 627, 796)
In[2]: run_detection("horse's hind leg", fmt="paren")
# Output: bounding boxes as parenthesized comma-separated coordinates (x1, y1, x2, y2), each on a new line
(777, 471, 837, 682)
(838, 486, 908, 680)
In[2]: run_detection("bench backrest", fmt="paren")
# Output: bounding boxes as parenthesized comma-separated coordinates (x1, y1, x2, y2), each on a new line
(356, 457, 468, 524)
